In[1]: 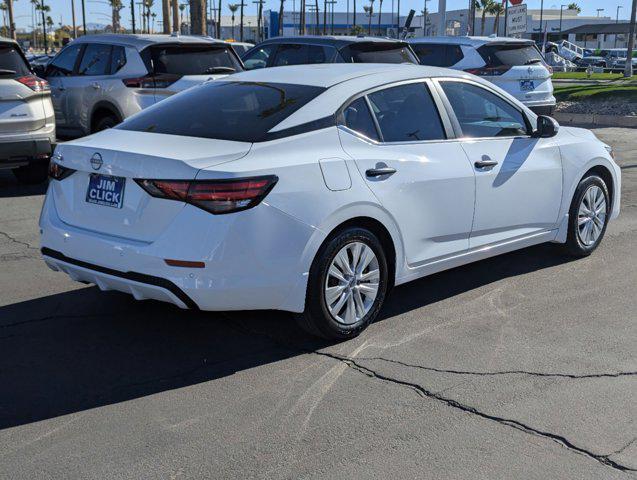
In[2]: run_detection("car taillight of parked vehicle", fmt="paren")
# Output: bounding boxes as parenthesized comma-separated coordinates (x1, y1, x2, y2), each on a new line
(48, 161, 76, 181)
(135, 176, 278, 214)
(15, 75, 50, 92)
(463, 66, 511, 76)
(122, 74, 182, 89)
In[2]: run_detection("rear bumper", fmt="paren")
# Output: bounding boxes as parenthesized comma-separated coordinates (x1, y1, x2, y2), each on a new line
(39, 189, 319, 313)
(0, 138, 52, 165)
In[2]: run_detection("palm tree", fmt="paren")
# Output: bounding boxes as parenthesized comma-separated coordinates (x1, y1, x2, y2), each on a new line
(150, 11, 156, 31)
(179, 2, 185, 26)
(5, 0, 16, 39)
(490, 2, 504, 36)
(475, 0, 494, 36)
(278, 0, 284, 35)
(567, 2, 581, 13)
(162, 0, 171, 32)
(363, 0, 373, 35)
(144, 0, 155, 33)
(0, 3, 8, 37)
(352, 0, 355, 27)
(190, 0, 205, 34)
(172, 0, 180, 32)
(108, 0, 123, 33)
(228, 2, 238, 38)
(376, 0, 382, 35)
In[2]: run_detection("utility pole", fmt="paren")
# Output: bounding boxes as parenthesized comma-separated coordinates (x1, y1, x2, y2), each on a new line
(6, 0, 15, 39)
(539, 0, 543, 42)
(615, 5, 623, 48)
(41, 0, 47, 52)
(71, 0, 77, 37)
(81, 0, 87, 34)
(422, 0, 427, 36)
(625, 0, 636, 77)
(437, 0, 445, 36)
(503, 0, 508, 36)
(559, 4, 566, 38)
(239, 0, 245, 41)
(131, 0, 136, 32)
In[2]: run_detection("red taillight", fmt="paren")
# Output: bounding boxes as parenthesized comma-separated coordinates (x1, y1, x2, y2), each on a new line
(464, 66, 511, 77)
(135, 176, 278, 214)
(122, 74, 181, 89)
(48, 161, 76, 180)
(15, 75, 50, 92)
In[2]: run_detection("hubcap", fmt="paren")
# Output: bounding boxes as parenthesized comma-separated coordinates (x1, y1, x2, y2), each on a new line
(577, 185, 607, 246)
(325, 242, 380, 325)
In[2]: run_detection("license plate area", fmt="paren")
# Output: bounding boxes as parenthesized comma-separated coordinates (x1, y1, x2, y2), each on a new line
(520, 80, 535, 91)
(86, 173, 125, 209)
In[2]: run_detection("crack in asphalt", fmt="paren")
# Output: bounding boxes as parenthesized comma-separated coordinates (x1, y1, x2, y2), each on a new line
(354, 356, 637, 380)
(229, 322, 636, 474)
(0, 231, 39, 252)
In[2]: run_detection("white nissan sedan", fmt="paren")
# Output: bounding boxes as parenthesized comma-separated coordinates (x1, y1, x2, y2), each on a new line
(40, 64, 621, 340)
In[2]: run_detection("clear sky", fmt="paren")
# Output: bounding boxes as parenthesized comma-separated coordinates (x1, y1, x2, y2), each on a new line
(10, 0, 636, 31)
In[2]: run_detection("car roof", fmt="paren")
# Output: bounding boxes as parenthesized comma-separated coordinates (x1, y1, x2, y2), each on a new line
(409, 36, 534, 47)
(258, 35, 410, 47)
(71, 34, 229, 49)
(0, 36, 18, 46)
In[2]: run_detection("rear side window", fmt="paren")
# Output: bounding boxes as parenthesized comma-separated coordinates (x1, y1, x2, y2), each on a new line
(110, 46, 127, 74)
(440, 81, 528, 138)
(367, 83, 445, 142)
(117, 81, 326, 142)
(339, 42, 419, 64)
(478, 44, 545, 67)
(141, 44, 242, 75)
(0, 44, 30, 77)
(47, 43, 83, 76)
(343, 97, 379, 141)
(411, 44, 464, 67)
(272, 44, 336, 66)
(78, 44, 112, 76)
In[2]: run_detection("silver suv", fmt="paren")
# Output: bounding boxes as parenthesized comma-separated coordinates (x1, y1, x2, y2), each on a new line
(38, 34, 243, 138)
(1, 36, 55, 184)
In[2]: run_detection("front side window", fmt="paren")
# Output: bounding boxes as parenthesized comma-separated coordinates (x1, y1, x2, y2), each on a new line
(339, 42, 419, 64)
(142, 44, 242, 75)
(47, 43, 83, 77)
(242, 44, 276, 70)
(343, 97, 379, 141)
(367, 83, 446, 142)
(78, 44, 112, 76)
(440, 81, 528, 138)
(117, 81, 326, 142)
(0, 44, 31, 76)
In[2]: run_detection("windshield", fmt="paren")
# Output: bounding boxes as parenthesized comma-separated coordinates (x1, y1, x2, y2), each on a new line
(0, 44, 31, 77)
(478, 44, 546, 67)
(141, 44, 243, 75)
(339, 42, 419, 64)
(117, 81, 326, 142)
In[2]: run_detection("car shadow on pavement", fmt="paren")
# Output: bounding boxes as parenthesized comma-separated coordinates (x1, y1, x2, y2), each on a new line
(0, 243, 574, 431)
(0, 171, 48, 198)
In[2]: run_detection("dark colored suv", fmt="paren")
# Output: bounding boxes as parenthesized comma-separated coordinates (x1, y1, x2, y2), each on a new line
(241, 36, 419, 70)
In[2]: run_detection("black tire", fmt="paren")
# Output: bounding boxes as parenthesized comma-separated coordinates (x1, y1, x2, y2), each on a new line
(296, 227, 389, 341)
(93, 114, 119, 132)
(561, 174, 610, 257)
(12, 161, 49, 184)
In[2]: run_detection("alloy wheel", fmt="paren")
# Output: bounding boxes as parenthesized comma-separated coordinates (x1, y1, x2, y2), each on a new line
(577, 185, 607, 246)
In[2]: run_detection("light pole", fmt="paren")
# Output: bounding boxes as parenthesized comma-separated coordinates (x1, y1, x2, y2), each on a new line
(538, 0, 544, 42)
(626, 0, 636, 77)
(615, 5, 622, 47)
(596, 8, 604, 17)
(559, 4, 566, 39)
(422, 0, 427, 36)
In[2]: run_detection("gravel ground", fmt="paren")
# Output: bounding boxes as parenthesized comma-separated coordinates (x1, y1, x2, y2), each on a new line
(556, 100, 637, 116)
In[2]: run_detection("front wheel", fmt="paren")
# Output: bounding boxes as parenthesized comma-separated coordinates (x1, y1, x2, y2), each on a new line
(296, 227, 389, 341)
(561, 175, 610, 257)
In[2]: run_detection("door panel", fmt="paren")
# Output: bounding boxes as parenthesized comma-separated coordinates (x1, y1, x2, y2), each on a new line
(461, 137, 562, 248)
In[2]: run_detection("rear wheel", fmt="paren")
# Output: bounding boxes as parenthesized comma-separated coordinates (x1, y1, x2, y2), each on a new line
(93, 114, 119, 132)
(12, 161, 49, 184)
(296, 227, 389, 341)
(561, 175, 610, 257)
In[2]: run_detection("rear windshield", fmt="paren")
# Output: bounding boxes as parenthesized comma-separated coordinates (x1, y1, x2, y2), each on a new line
(117, 81, 326, 142)
(478, 44, 545, 67)
(141, 44, 243, 75)
(339, 42, 419, 64)
(0, 44, 31, 77)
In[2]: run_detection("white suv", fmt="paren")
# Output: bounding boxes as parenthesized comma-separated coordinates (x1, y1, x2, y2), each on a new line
(409, 37, 555, 115)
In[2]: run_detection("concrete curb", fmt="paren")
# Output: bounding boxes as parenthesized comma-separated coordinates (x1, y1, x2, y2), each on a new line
(553, 112, 637, 128)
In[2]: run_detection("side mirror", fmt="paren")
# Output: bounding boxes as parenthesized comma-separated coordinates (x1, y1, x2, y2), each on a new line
(533, 115, 559, 138)
(32, 64, 46, 78)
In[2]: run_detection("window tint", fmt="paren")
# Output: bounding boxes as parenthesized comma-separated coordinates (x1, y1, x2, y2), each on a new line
(243, 44, 276, 70)
(343, 97, 379, 141)
(0, 44, 31, 76)
(339, 42, 419, 64)
(440, 81, 528, 138)
(117, 81, 326, 142)
(367, 83, 445, 142)
(142, 44, 242, 75)
(47, 43, 83, 76)
(413, 44, 464, 67)
(78, 44, 112, 76)
(478, 44, 545, 67)
(272, 44, 336, 66)
(110, 46, 126, 74)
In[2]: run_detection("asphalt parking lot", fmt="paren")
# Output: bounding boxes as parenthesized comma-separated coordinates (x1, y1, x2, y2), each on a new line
(0, 127, 635, 479)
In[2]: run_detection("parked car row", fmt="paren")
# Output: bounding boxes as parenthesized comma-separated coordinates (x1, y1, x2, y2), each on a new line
(2, 33, 556, 184)
(576, 48, 637, 71)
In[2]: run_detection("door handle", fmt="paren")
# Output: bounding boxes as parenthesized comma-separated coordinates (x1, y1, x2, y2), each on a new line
(57, 86, 66, 91)
(91, 83, 101, 90)
(474, 159, 498, 169)
(366, 167, 397, 177)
